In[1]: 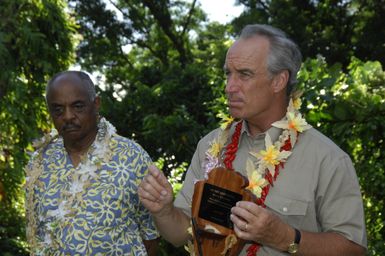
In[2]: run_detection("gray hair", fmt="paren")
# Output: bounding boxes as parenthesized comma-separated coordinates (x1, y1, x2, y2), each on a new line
(240, 24, 302, 95)
(46, 70, 96, 101)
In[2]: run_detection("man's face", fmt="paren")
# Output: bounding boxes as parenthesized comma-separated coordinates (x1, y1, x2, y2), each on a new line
(224, 36, 277, 123)
(46, 74, 100, 145)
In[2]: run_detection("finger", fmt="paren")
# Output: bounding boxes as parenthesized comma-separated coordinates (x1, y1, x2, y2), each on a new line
(231, 204, 255, 223)
(234, 201, 261, 218)
(145, 173, 167, 194)
(138, 185, 159, 202)
(236, 201, 258, 211)
(148, 164, 161, 177)
(232, 220, 249, 240)
(148, 165, 171, 190)
(230, 213, 248, 231)
(233, 223, 247, 234)
(146, 166, 171, 196)
(140, 176, 166, 202)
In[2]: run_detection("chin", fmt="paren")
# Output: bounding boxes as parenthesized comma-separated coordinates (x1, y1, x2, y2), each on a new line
(62, 136, 79, 143)
(62, 132, 82, 141)
(229, 111, 243, 120)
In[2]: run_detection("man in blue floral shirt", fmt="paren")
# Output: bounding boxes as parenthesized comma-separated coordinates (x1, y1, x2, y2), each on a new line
(25, 70, 159, 255)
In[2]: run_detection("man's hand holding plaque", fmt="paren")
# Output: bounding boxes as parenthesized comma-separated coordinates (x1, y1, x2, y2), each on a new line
(191, 167, 255, 256)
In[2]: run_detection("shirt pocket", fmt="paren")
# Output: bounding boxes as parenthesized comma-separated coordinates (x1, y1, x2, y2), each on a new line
(265, 194, 308, 228)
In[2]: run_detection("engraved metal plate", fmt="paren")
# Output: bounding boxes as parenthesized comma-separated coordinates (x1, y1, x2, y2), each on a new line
(198, 183, 242, 229)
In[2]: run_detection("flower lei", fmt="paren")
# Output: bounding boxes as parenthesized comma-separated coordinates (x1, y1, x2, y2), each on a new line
(24, 117, 116, 255)
(203, 95, 311, 255)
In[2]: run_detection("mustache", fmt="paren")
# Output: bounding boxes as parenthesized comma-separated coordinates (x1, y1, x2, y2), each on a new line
(62, 123, 80, 131)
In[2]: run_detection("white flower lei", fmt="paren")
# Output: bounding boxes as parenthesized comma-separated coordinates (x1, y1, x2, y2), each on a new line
(24, 117, 116, 255)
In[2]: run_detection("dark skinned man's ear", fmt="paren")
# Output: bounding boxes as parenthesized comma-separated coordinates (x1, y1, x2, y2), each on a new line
(94, 96, 101, 110)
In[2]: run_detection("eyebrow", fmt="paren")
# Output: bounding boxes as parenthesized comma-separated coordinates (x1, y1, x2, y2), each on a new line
(236, 68, 254, 74)
(224, 66, 255, 75)
(71, 100, 86, 105)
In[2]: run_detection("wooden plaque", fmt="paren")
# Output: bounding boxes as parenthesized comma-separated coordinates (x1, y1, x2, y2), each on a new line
(191, 167, 255, 256)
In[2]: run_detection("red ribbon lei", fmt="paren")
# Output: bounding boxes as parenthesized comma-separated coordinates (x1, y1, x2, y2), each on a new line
(223, 121, 293, 256)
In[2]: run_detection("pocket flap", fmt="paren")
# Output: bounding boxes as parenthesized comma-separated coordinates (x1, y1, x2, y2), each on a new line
(265, 194, 308, 216)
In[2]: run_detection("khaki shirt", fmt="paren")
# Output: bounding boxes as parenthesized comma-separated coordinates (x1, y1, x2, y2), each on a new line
(175, 120, 367, 255)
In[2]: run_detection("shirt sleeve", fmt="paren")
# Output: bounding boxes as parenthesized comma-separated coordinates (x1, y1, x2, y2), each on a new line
(316, 154, 367, 248)
(174, 129, 220, 217)
(134, 146, 160, 241)
(174, 149, 201, 217)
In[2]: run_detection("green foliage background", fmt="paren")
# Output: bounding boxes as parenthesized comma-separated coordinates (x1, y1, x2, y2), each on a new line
(0, 0, 76, 255)
(0, 0, 384, 255)
(298, 57, 385, 253)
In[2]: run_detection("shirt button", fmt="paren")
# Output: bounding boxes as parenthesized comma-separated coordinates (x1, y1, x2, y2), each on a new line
(283, 207, 288, 212)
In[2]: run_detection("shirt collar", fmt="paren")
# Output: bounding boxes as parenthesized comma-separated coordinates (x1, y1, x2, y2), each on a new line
(240, 119, 283, 142)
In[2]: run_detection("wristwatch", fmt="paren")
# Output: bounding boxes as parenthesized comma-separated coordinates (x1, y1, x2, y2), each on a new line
(287, 228, 301, 254)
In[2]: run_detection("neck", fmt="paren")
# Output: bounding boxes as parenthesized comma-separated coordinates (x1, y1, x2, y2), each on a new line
(64, 129, 98, 162)
(247, 98, 288, 137)
(247, 113, 286, 136)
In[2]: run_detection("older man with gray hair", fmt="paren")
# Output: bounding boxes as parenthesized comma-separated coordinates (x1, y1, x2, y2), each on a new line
(138, 24, 367, 255)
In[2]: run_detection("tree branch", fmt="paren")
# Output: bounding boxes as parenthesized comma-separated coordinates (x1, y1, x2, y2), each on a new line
(141, 0, 189, 66)
(180, 0, 197, 38)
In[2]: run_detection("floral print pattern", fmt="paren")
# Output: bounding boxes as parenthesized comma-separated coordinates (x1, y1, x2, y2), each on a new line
(25, 119, 158, 255)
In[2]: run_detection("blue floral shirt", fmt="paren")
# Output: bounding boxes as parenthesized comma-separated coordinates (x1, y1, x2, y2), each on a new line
(25, 119, 158, 256)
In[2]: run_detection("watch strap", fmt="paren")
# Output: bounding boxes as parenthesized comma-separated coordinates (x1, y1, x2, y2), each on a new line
(294, 228, 301, 244)
(287, 228, 301, 254)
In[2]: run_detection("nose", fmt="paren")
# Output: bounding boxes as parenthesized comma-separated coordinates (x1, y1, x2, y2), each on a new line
(62, 106, 75, 121)
(225, 74, 240, 94)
